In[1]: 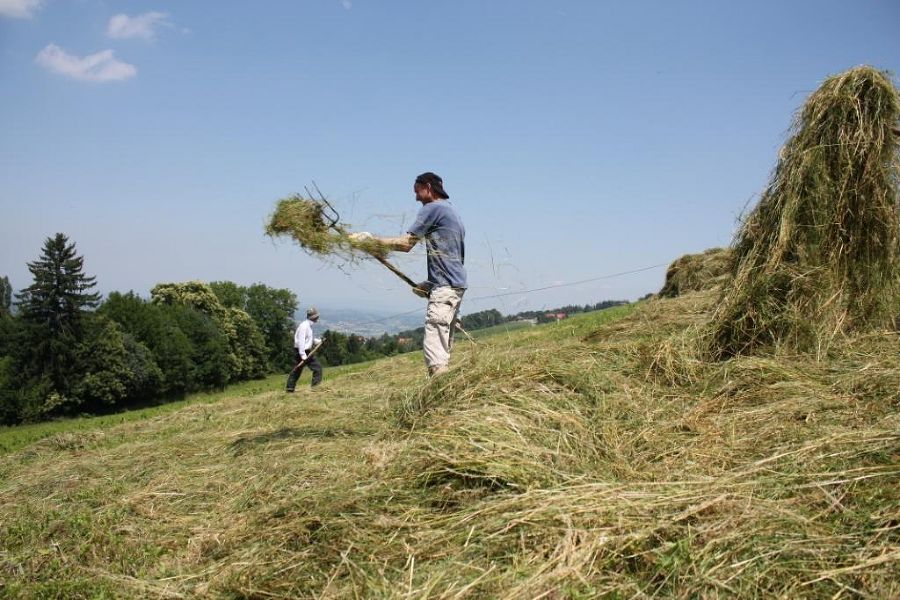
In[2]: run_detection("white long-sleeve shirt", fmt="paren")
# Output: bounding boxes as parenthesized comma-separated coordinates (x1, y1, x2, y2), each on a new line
(294, 319, 321, 359)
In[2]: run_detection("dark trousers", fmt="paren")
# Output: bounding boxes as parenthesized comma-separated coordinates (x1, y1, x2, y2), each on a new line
(285, 348, 323, 391)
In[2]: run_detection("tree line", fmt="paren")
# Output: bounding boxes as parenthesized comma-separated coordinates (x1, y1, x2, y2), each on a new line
(0, 233, 629, 425)
(0, 234, 298, 424)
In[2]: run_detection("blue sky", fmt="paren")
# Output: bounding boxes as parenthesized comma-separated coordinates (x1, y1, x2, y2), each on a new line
(2, 1, 898, 318)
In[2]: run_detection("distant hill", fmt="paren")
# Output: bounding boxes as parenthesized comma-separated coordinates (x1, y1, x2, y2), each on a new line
(301, 300, 631, 340)
(296, 307, 423, 336)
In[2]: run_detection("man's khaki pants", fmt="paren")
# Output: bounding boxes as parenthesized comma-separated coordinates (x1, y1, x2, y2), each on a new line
(423, 286, 464, 375)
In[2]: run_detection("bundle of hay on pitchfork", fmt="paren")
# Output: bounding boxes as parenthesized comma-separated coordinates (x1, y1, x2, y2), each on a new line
(265, 184, 433, 294)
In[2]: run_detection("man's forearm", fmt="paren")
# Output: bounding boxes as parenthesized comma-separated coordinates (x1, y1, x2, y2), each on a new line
(375, 234, 417, 253)
(350, 231, 418, 253)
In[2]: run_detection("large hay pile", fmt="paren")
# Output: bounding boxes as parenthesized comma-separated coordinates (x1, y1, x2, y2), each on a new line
(658, 247, 731, 298)
(265, 195, 388, 260)
(709, 66, 900, 358)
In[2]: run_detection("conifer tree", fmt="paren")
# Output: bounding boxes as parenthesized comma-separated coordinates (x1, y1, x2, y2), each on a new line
(14, 234, 101, 402)
(16, 233, 100, 336)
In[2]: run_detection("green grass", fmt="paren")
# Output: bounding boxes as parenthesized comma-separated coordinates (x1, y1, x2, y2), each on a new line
(470, 304, 635, 340)
(0, 360, 378, 456)
(467, 319, 534, 338)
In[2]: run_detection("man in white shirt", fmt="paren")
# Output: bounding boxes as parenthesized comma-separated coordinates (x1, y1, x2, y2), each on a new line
(285, 307, 323, 392)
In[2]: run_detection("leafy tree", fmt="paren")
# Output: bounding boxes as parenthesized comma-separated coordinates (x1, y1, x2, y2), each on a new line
(150, 307, 196, 395)
(151, 281, 241, 380)
(0, 317, 67, 421)
(0, 315, 30, 423)
(245, 284, 297, 370)
(0, 316, 44, 422)
(162, 304, 230, 390)
(347, 333, 364, 358)
(461, 309, 503, 330)
(151, 281, 226, 319)
(211, 281, 298, 371)
(70, 316, 129, 410)
(153, 280, 276, 382)
(12, 374, 55, 423)
(227, 307, 269, 379)
(210, 281, 246, 309)
(71, 315, 162, 411)
(320, 330, 348, 366)
(99, 291, 156, 336)
(0, 275, 11, 317)
(378, 333, 399, 356)
(99, 292, 194, 396)
(0, 355, 19, 424)
(119, 334, 164, 403)
(0, 311, 160, 419)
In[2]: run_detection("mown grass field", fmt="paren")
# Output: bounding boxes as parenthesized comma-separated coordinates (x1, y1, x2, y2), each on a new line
(1, 297, 897, 598)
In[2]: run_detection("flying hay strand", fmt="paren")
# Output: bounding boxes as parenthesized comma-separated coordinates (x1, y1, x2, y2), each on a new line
(709, 66, 900, 358)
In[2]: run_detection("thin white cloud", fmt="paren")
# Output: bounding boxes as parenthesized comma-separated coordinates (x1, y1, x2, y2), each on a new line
(107, 12, 171, 40)
(35, 44, 137, 82)
(0, 0, 43, 18)
(341, 0, 352, 9)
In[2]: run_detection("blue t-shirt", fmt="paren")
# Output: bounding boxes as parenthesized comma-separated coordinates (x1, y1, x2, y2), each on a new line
(408, 201, 467, 289)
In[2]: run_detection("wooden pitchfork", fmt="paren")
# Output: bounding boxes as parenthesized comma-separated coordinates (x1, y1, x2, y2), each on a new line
(287, 339, 324, 379)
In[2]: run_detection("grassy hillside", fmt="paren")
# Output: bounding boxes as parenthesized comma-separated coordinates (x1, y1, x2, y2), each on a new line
(1, 297, 897, 598)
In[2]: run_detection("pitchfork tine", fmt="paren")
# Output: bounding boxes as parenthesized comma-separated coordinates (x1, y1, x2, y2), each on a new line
(308, 181, 340, 228)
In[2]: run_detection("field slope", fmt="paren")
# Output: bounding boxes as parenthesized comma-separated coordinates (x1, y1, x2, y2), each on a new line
(1, 297, 897, 598)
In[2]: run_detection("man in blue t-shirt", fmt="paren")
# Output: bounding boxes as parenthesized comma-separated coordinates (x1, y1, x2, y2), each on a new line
(351, 172, 466, 377)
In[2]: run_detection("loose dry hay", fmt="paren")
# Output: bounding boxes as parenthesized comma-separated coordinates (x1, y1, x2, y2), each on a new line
(286, 305, 898, 598)
(658, 247, 731, 298)
(391, 356, 612, 493)
(1, 294, 898, 598)
(265, 195, 389, 260)
(709, 66, 900, 358)
(294, 298, 896, 597)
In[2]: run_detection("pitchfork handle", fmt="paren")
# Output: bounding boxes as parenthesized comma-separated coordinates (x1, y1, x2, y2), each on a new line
(374, 255, 419, 288)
